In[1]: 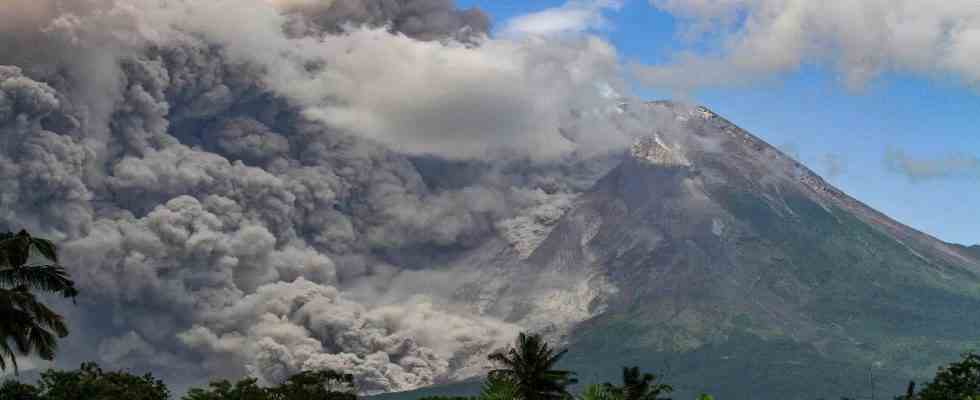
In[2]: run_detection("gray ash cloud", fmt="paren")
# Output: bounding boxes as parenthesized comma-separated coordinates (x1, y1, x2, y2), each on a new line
(277, 0, 490, 42)
(0, 0, 645, 393)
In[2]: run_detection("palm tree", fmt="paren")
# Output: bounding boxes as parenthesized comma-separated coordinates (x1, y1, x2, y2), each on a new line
(479, 373, 520, 400)
(0, 230, 77, 372)
(487, 332, 578, 400)
(578, 384, 619, 400)
(605, 367, 672, 400)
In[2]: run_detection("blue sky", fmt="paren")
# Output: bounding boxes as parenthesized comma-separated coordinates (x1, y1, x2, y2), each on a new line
(459, 0, 980, 246)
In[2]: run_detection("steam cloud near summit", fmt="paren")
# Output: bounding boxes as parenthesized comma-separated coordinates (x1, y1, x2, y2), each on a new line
(0, 0, 658, 393)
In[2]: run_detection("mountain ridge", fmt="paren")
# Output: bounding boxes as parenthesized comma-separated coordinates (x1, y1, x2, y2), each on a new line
(650, 101, 978, 270)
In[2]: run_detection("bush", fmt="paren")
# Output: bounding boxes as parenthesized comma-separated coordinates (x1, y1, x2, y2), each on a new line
(911, 352, 980, 400)
(184, 378, 267, 400)
(0, 380, 40, 400)
(0, 362, 170, 400)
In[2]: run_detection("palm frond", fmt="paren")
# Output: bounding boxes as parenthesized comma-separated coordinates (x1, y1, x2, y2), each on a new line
(0, 264, 77, 298)
(0, 284, 71, 370)
(23, 297, 69, 337)
(30, 238, 58, 263)
(0, 340, 17, 373)
(27, 326, 58, 360)
(0, 231, 31, 268)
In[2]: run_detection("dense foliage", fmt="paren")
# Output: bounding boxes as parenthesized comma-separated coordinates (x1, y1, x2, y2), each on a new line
(602, 367, 672, 400)
(183, 378, 268, 400)
(1, 363, 356, 400)
(0, 362, 169, 400)
(909, 353, 980, 400)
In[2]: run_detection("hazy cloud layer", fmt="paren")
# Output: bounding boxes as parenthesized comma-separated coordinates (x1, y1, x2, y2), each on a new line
(640, 0, 980, 91)
(885, 149, 980, 181)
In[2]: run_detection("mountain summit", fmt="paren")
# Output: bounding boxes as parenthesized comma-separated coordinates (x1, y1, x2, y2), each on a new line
(484, 101, 980, 399)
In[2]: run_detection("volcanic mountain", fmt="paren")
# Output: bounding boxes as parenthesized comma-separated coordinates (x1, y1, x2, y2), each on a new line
(399, 102, 980, 400)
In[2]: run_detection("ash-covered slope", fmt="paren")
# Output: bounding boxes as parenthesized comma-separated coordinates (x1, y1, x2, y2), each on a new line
(519, 102, 980, 400)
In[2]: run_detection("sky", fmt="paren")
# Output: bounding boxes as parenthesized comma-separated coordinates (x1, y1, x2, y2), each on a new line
(459, 0, 980, 246)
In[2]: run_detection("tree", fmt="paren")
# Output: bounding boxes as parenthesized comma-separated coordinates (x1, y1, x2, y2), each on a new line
(603, 367, 671, 400)
(578, 384, 619, 400)
(0, 230, 78, 372)
(183, 370, 358, 400)
(487, 332, 578, 400)
(268, 369, 357, 400)
(479, 373, 520, 400)
(183, 377, 269, 400)
(419, 397, 475, 400)
(894, 381, 916, 400)
(34, 362, 169, 400)
(916, 352, 980, 400)
(0, 379, 41, 400)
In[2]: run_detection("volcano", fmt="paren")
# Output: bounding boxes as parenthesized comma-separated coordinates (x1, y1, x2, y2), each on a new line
(546, 102, 980, 399)
(404, 101, 980, 400)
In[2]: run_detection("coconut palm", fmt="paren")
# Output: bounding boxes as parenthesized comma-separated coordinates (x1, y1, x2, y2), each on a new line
(487, 332, 577, 400)
(479, 373, 520, 400)
(605, 367, 672, 400)
(0, 230, 77, 372)
(578, 384, 620, 400)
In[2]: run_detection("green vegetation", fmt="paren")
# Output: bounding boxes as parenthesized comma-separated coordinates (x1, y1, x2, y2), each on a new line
(183, 370, 356, 400)
(2, 331, 980, 399)
(0, 362, 355, 400)
(487, 332, 578, 400)
(912, 353, 980, 400)
(573, 366, 672, 400)
(9, 362, 170, 400)
(603, 366, 671, 400)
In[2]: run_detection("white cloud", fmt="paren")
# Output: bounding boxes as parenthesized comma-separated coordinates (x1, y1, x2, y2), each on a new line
(640, 0, 980, 92)
(500, 0, 623, 37)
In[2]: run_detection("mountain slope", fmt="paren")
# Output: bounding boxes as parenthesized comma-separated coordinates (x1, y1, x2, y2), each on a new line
(523, 102, 980, 400)
(381, 101, 980, 400)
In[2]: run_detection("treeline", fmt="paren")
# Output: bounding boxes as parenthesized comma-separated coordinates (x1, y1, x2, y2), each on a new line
(3, 230, 980, 400)
(414, 333, 980, 400)
(3, 335, 980, 400)
(0, 363, 356, 400)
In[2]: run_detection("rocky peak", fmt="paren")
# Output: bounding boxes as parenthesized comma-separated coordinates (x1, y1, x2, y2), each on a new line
(629, 134, 691, 167)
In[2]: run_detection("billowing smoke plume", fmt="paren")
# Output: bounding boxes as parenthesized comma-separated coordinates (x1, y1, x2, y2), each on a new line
(640, 0, 980, 92)
(0, 0, 646, 393)
(272, 0, 490, 42)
